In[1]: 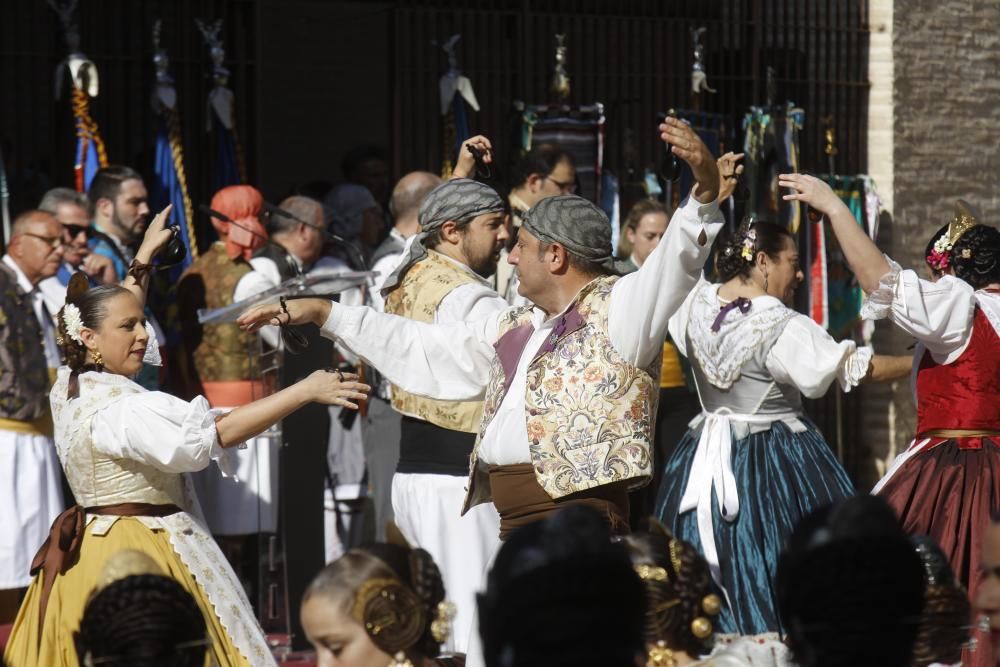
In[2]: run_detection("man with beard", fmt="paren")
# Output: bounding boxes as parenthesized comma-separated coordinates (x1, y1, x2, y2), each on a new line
(375, 178, 509, 652)
(86, 166, 163, 389)
(87, 166, 151, 281)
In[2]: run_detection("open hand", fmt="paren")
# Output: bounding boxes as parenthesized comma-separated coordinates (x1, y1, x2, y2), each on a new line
(238, 297, 331, 331)
(452, 135, 493, 180)
(778, 173, 848, 218)
(717, 152, 745, 202)
(659, 117, 720, 203)
(302, 369, 370, 410)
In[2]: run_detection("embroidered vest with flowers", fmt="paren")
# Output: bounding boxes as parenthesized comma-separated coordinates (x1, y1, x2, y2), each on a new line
(463, 276, 660, 511)
(384, 250, 485, 433)
(0, 263, 50, 422)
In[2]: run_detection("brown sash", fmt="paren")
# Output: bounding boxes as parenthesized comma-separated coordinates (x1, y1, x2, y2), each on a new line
(29, 502, 182, 639)
(487, 464, 630, 540)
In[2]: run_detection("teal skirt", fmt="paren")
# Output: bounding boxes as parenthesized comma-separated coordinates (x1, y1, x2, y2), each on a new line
(654, 418, 854, 635)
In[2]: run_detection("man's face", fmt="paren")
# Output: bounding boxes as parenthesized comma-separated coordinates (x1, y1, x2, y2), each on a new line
(459, 212, 509, 278)
(626, 211, 668, 266)
(508, 227, 547, 303)
(12, 213, 65, 283)
(109, 178, 150, 243)
(299, 209, 327, 266)
(530, 158, 576, 205)
(53, 201, 90, 267)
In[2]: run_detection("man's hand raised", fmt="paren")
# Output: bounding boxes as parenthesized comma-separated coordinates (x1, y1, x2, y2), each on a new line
(659, 117, 720, 204)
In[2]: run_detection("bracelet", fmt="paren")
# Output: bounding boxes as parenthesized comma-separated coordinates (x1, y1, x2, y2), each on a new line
(127, 259, 153, 282)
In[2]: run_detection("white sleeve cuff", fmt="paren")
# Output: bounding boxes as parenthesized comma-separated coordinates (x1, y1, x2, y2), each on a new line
(838, 345, 873, 392)
(860, 255, 903, 321)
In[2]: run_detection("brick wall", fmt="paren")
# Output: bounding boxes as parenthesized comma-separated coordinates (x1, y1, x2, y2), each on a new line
(854, 0, 1000, 488)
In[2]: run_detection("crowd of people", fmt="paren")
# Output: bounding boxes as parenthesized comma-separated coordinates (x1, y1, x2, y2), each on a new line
(0, 114, 997, 667)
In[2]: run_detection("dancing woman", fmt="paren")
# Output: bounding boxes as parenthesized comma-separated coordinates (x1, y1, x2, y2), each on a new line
(655, 218, 900, 636)
(4, 205, 370, 667)
(781, 173, 1000, 665)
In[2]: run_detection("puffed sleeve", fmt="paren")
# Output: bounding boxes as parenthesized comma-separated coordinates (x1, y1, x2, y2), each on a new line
(860, 255, 976, 362)
(91, 390, 236, 475)
(766, 315, 873, 399)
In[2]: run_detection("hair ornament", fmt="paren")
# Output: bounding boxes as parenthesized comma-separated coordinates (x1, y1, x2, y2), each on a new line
(635, 564, 670, 582)
(62, 303, 84, 345)
(740, 227, 757, 262)
(928, 199, 979, 270)
(430, 600, 457, 643)
(646, 640, 676, 667)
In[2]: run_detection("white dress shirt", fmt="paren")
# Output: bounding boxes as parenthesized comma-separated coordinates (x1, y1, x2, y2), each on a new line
(318, 196, 723, 465)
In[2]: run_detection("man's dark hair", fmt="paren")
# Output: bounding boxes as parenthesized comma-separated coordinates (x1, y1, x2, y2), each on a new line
(510, 144, 572, 189)
(87, 165, 143, 216)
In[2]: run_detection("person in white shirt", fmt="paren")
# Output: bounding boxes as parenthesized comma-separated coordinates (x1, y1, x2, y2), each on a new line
(364, 170, 442, 543)
(237, 117, 723, 540)
(375, 177, 509, 652)
(0, 210, 66, 623)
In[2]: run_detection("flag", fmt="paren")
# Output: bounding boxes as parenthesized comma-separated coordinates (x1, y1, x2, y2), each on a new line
(72, 86, 108, 192)
(151, 110, 196, 275)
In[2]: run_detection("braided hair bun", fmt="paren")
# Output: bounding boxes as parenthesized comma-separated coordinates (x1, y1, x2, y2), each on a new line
(625, 519, 719, 656)
(74, 574, 208, 667)
(950, 225, 1000, 289)
(56, 272, 131, 371)
(714, 218, 795, 283)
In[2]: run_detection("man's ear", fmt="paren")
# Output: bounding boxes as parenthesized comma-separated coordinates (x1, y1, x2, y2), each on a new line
(439, 220, 461, 245)
(526, 173, 544, 194)
(549, 243, 571, 273)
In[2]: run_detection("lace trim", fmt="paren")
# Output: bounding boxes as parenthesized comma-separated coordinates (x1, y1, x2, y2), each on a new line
(687, 284, 797, 389)
(840, 345, 873, 392)
(860, 255, 903, 321)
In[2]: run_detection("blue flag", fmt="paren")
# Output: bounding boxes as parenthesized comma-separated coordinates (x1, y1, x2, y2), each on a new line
(151, 116, 195, 276)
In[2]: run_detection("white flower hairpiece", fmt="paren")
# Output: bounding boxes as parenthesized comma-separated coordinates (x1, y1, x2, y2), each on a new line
(62, 303, 84, 345)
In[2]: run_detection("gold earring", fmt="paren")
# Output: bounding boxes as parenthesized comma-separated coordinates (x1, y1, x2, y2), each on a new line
(388, 651, 414, 667)
(91, 349, 103, 366)
(647, 640, 676, 667)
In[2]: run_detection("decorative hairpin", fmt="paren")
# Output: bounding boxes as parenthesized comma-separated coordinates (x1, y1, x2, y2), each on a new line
(740, 228, 757, 262)
(62, 303, 84, 344)
(927, 199, 978, 269)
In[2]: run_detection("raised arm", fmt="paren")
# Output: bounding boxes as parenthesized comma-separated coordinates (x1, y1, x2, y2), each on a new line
(778, 173, 889, 293)
(607, 118, 724, 368)
(122, 205, 175, 307)
(238, 297, 500, 401)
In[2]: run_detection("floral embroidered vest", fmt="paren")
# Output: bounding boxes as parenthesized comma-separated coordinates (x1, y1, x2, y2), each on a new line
(463, 276, 660, 511)
(0, 263, 50, 421)
(384, 250, 485, 433)
(178, 243, 255, 384)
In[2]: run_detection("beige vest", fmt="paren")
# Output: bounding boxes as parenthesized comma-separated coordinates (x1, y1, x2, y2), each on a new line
(463, 276, 660, 511)
(384, 250, 485, 433)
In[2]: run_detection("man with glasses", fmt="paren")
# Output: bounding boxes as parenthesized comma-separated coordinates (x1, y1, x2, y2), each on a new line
(498, 145, 577, 306)
(39, 187, 116, 285)
(0, 210, 66, 624)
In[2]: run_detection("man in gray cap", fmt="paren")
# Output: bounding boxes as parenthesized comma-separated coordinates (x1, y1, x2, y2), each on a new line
(377, 176, 509, 652)
(239, 117, 722, 545)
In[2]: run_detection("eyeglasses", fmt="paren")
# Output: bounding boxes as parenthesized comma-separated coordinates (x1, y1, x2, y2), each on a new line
(23, 232, 65, 250)
(60, 223, 91, 239)
(546, 176, 577, 194)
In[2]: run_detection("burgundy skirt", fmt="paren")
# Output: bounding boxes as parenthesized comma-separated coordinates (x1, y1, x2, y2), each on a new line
(877, 437, 1000, 667)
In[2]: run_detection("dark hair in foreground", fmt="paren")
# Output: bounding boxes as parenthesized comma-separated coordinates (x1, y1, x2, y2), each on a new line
(776, 494, 925, 667)
(74, 574, 208, 667)
(625, 520, 718, 657)
(478, 506, 646, 667)
(908, 535, 970, 667)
